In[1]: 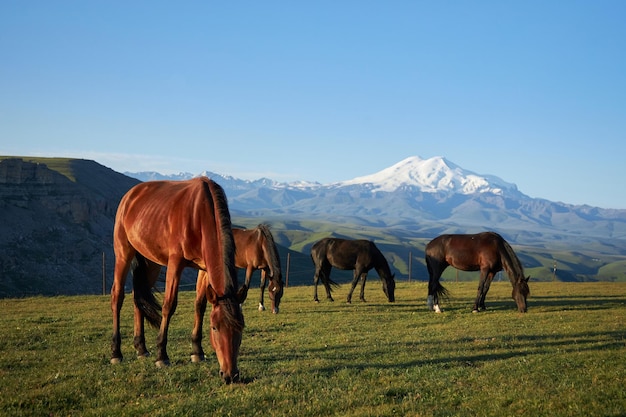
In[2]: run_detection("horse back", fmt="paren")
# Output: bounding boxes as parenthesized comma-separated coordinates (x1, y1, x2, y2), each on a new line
(321, 238, 375, 270)
(115, 177, 226, 270)
(426, 232, 503, 271)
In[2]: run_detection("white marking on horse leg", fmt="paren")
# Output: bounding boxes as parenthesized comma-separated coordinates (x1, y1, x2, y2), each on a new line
(155, 360, 170, 368)
(190, 354, 204, 363)
(434, 304, 442, 313)
(258, 303, 266, 312)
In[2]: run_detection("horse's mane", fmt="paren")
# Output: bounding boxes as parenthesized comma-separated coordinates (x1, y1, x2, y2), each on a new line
(499, 237, 525, 283)
(257, 224, 283, 282)
(205, 179, 244, 331)
(371, 243, 394, 281)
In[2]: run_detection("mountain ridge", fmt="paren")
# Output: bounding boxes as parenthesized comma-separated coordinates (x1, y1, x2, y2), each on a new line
(125, 155, 626, 242)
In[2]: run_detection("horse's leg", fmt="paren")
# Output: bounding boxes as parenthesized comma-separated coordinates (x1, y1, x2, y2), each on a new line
(155, 258, 184, 367)
(258, 269, 267, 312)
(191, 270, 208, 363)
(133, 259, 161, 358)
(346, 269, 360, 303)
(478, 273, 495, 311)
(110, 247, 134, 364)
(244, 266, 254, 288)
(313, 265, 321, 302)
(473, 269, 490, 313)
(426, 257, 446, 313)
(321, 264, 334, 301)
(358, 272, 368, 302)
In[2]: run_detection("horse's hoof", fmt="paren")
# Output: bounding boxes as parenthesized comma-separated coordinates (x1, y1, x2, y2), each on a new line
(258, 303, 266, 312)
(110, 357, 122, 365)
(191, 354, 204, 363)
(272, 307, 279, 314)
(155, 360, 170, 368)
(137, 352, 150, 359)
(472, 309, 479, 313)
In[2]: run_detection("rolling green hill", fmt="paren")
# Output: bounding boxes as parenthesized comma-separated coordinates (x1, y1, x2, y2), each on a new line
(1, 157, 625, 298)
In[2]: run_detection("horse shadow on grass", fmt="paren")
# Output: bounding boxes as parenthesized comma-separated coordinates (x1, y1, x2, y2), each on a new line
(298, 329, 625, 378)
(451, 293, 626, 313)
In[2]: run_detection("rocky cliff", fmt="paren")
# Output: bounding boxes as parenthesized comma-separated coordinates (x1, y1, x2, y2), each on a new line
(0, 157, 140, 296)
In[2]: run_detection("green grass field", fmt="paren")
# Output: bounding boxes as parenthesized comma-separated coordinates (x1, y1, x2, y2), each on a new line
(1, 282, 624, 416)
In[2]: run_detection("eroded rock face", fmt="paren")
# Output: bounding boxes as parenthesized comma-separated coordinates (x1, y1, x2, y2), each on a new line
(0, 158, 63, 185)
(0, 157, 140, 297)
(0, 159, 92, 223)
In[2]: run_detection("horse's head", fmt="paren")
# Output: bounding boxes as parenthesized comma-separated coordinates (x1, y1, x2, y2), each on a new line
(512, 276, 530, 313)
(382, 273, 396, 302)
(268, 274, 284, 314)
(207, 285, 247, 384)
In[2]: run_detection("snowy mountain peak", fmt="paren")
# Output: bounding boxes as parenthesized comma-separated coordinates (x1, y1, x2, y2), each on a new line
(337, 156, 518, 195)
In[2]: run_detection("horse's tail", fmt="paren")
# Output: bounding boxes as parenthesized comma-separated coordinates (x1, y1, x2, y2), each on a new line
(258, 224, 283, 283)
(322, 273, 341, 289)
(132, 254, 161, 329)
(425, 254, 449, 300)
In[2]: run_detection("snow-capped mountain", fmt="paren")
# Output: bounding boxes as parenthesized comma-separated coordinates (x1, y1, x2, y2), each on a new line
(126, 156, 518, 195)
(336, 156, 519, 195)
(125, 156, 626, 240)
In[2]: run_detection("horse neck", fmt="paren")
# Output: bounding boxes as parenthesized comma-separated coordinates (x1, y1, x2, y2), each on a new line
(500, 241, 525, 283)
(202, 180, 238, 295)
(374, 258, 392, 281)
(259, 227, 282, 282)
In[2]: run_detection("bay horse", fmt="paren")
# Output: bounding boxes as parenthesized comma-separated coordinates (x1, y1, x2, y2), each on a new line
(233, 224, 284, 313)
(110, 177, 248, 384)
(311, 237, 396, 303)
(425, 232, 530, 313)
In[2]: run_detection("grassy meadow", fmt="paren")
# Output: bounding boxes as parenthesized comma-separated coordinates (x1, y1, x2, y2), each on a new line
(0, 281, 624, 416)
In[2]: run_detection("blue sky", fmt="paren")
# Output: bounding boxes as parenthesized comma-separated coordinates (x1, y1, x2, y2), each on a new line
(1, 1, 625, 208)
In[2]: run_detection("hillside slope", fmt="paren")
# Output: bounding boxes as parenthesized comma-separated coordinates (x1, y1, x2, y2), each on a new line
(0, 157, 140, 296)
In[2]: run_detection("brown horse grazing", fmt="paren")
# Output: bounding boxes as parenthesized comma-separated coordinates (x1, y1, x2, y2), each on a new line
(233, 224, 284, 314)
(110, 177, 247, 384)
(311, 238, 396, 303)
(425, 232, 530, 313)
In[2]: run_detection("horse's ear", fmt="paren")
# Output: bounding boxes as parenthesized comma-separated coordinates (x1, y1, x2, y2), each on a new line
(236, 285, 248, 304)
(206, 284, 218, 305)
(525, 276, 530, 283)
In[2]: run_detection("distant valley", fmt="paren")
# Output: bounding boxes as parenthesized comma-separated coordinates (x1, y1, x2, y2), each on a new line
(1, 155, 625, 298)
(126, 156, 626, 283)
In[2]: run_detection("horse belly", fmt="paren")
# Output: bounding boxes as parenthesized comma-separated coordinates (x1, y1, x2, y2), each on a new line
(446, 255, 480, 271)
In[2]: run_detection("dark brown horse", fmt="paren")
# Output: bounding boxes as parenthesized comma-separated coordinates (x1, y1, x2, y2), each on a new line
(110, 178, 247, 384)
(233, 224, 284, 313)
(425, 232, 530, 313)
(311, 238, 395, 303)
